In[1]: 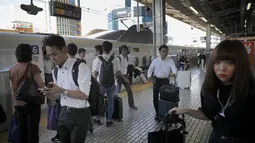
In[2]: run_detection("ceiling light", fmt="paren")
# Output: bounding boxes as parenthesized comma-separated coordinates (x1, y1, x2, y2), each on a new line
(201, 17, 207, 22)
(245, 19, 247, 24)
(244, 24, 246, 27)
(211, 24, 214, 27)
(215, 28, 219, 31)
(247, 3, 251, 10)
(189, 6, 198, 14)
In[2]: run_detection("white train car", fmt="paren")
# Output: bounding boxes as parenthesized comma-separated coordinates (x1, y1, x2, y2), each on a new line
(0, 32, 204, 72)
(0, 32, 204, 113)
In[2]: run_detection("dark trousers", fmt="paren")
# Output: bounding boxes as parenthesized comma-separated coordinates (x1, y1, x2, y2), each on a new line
(209, 130, 254, 143)
(116, 75, 135, 107)
(153, 78, 169, 115)
(58, 106, 91, 143)
(15, 104, 41, 143)
(127, 65, 134, 84)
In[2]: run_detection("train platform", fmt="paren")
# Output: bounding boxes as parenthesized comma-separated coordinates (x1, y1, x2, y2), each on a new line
(0, 68, 212, 143)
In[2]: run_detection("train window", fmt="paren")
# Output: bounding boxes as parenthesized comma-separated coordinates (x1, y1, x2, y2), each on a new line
(149, 56, 152, 64)
(135, 57, 139, 66)
(142, 56, 147, 66)
(132, 48, 139, 52)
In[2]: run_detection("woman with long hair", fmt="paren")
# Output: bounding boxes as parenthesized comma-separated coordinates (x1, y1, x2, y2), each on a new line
(169, 40, 255, 142)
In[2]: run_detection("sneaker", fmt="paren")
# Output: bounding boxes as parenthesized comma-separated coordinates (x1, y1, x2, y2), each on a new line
(106, 120, 114, 127)
(93, 118, 102, 125)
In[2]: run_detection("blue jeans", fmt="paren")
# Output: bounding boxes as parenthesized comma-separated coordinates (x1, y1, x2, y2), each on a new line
(97, 85, 116, 121)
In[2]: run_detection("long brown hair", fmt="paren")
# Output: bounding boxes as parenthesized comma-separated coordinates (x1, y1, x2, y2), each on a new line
(201, 40, 254, 99)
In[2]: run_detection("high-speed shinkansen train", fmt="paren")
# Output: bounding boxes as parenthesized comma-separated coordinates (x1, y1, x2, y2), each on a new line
(0, 32, 205, 122)
(0, 32, 205, 74)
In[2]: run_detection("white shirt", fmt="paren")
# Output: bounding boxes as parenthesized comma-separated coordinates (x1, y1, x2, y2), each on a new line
(147, 57, 177, 78)
(92, 54, 121, 77)
(127, 54, 136, 65)
(118, 55, 128, 75)
(52, 58, 91, 108)
(44, 58, 54, 74)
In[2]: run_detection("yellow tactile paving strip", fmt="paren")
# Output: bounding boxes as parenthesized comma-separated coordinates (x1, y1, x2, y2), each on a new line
(39, 81, 152, 127)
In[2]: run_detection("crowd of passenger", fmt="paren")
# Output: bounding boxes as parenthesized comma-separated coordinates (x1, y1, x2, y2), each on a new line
(1, 34, 255, 143)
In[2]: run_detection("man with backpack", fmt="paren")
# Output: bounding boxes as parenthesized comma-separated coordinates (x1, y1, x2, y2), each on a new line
(43, 34, 92, 143)
(92, 41, 126, 127)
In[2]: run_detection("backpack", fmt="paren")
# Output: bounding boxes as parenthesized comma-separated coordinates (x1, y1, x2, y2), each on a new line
(98, 55, 115, 88)
(53, 60, 104, 116)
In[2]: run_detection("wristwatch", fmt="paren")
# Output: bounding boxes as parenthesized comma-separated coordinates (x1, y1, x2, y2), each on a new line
(62, 90, 68, 96)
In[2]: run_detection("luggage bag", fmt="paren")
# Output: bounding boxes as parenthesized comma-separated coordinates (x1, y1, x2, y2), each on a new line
(158, 84, 180, 122)
(112, 96, 123, 121)
(148, 113, 187, 143)
(105, 96, 123, 121)
(177, 71, 191, 89)
(159, 84, 180, 102)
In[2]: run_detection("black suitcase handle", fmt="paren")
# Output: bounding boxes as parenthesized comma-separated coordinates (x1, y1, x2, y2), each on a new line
(164, 112, 187, 143)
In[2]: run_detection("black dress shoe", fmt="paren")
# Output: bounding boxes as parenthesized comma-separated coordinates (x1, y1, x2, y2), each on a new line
(130, 105, 138, 110)
(106, 120, 114, 127)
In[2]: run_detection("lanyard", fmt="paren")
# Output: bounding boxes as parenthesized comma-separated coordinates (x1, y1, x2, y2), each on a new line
(217, 89, 232, 117)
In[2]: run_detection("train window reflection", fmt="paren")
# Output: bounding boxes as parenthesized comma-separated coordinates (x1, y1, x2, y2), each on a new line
(142, 56, 146, 66)
(135, 57, 139, 66)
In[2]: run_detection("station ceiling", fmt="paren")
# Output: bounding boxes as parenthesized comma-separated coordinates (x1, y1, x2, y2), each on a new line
(137, 0, 255, 37)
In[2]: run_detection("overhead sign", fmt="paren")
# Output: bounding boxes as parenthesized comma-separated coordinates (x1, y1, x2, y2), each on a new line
(50, 1, 81, 20)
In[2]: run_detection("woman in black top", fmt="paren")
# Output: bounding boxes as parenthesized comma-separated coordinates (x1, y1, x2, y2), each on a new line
(170, 40, 255, 143)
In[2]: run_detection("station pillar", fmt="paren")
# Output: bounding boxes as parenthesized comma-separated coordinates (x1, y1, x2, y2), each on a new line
(152, 0, 166, 58)
(206, 24, 211, 52)
(205, 24, 211, 66)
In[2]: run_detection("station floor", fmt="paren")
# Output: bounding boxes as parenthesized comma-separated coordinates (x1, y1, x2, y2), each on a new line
(0, 68, 212, 143)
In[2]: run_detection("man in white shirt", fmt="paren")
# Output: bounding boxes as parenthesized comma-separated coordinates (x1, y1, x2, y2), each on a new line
(43, 34, 91, 143)
(117, 45, 137, 110)
(147, 45, 177, 121)
(92, 41, 125, 127)
(127, 50, 136, 84)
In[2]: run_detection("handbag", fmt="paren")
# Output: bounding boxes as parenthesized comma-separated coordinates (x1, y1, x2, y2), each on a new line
(0, 104, 6, 123)
(160, 84, 180, 102)
(15, 64, 45, 104)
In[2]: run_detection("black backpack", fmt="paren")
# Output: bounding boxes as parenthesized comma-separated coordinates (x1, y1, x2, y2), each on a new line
(76, 58, 86, 64)
(53, 60, 104, 116)
(98, 55, 115, 88)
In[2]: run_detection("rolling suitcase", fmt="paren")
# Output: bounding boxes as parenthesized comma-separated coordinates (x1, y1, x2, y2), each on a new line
(158, 100, 178, 122)
(105, 96, 123, 121)
(158, 84, 180, 122)
(112, 96, 123, 121)
(177, 70, 191, 89)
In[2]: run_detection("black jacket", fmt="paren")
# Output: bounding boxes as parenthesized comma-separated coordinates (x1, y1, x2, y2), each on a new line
(199, 82, 255, 139)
